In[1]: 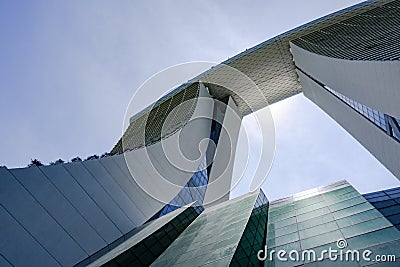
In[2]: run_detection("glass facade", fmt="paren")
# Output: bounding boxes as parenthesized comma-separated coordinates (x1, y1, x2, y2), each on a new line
(265, 183, 400, 266)
(231, 190, 269, 266)
(150, 97, 227, 220)
(363, 187, 400, 230)
(385, 116, 400, 141)
(206, 97, 228, 176)
(86, 204, 204, 267)
(76, 183, 400, 267)
(324, 86, 387, 131)
(158, 158, 209, 217)
(151, 191, 262, 266)
(324, 85, 400, 143)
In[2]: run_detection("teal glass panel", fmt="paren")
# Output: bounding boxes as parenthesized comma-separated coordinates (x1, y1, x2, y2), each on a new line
(231, 190, 269, 266)
(335, 208, 382, 228)
(295, 201, 328, 215)
(293, 195, 324, 209)
(347, 227, 400, 250)
(267, 232, 299, 248)
(332, 202, 373, 220)
(297, 213, 335, 231)
(268, 216, 297, 229)
(341, 217, 392, 238)
(268, 211, 295, 224)
(152, 191, 261, 267)
(300, 230, 343, 250)
(328, 196, 366, 212)
(323, 190, 360, 204)
(90, 204, 204, 267)
(296, 207, 331, 222)
(322, 186, 356, 198)
(267, 223, 298, 239)
(269, 204, 295, 217)
(298, 221, 338, 240)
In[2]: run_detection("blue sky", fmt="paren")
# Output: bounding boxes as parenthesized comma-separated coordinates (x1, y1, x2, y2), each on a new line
(0, 0, 398, 200)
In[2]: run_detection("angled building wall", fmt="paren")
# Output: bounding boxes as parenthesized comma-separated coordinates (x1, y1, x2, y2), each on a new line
(204, 96, 242, 206)
(0, 82, 242, 266)
(151, 189, 268, 266)
(73, 181, 400, 267)
(363, 187, 400, 230)
(83, 202, 204, 267)
(295, 67, 400, 179)
(289, 0, 400, 180)
(265, 180, 400, 266)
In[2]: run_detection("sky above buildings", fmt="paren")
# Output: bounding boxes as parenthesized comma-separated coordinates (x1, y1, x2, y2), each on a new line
(0, 0, 399, 200)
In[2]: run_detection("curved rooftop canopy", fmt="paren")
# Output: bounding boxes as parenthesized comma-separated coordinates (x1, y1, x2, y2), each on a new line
(112, 0, 397, 154)
(135, 0, 394, 117)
